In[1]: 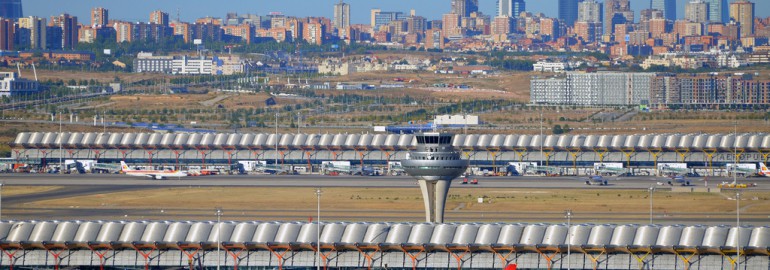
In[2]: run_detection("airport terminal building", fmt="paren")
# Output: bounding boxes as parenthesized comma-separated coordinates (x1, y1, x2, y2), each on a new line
(8, 132, 770, 175)
(0, 220, 767, 269)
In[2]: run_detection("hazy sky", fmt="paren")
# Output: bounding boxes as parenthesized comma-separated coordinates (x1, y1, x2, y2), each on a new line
(23, 0, 770, 24)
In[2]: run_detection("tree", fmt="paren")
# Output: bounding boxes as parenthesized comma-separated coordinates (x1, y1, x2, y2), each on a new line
(552, 125, 564, 135)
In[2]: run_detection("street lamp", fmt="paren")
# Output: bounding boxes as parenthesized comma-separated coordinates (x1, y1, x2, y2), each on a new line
(648, 186, 655, 224)
(565, 210, 573, 270)
(215, 207, 223, 270)
(315, 187, 322, 270)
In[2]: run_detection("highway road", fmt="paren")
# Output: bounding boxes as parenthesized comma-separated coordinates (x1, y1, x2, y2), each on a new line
(1, 173, 765, 190)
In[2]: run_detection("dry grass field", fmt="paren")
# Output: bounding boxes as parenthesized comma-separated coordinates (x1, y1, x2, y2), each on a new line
(0, 68, 167, 84)
(11, 186, 769, 223)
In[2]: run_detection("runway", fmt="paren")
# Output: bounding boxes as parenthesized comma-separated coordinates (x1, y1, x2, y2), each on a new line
(1, 173, 764, 190)
(1, 173, 765, 225)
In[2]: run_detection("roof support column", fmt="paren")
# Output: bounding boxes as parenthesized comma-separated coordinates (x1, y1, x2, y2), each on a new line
(703, 149, 717, 176)
(566, 148, 581, 176)
(620, 148, 635, 170)
(648, 149, 662, 176)
(513, 148, 527, 163)
(579, 248, 606, 270)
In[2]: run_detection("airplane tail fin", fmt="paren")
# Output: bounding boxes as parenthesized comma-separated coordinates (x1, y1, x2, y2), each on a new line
(120, 161, 129, 171)
(761, 163, 769, 173)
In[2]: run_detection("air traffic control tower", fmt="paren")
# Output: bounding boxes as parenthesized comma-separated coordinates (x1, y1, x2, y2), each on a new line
(401, 132, 468, 223)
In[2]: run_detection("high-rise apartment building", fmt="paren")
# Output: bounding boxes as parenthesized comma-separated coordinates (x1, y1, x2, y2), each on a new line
(497, 0, 525, 18)
(333, 0, 350, 31)
(0, 0, 22, 19)
(18, 16, 46, 49)
(303, 22, 324, 45)
(730, 0, 754, 37)
(51, 13, 78, 50)
(558, 0, 583, 27)
(406, 16, 427, 34)
(685, 1, 709, 23)
(578, 0, 602, 23)
(442, 13, 462, 37)
(374, 11, 408, 31)
(491, 16, 514, 35)
(370, 9, 381, 28)
(651, 0, 676, 21)
(150, 10, 169, 26)
(703, 0, 729, 23)
(91, 7, 108, 27)
(451, 0, 478, 17)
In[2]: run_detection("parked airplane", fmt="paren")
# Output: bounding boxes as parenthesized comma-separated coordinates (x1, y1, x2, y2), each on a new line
(759, 163, 770, 177)
(254, 164, 289, 175)
(120, 161, 188, 179)
(727, 164, 757, 177)
(660, 165, 690, 176)
(322, 164, 376, 176)
(667, 175, 691, 186)
(585, 175, 609, 186)
(596, 165, 628, 176)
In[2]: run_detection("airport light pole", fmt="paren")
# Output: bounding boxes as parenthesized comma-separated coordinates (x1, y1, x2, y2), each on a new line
(648, 186, 655, 224)
(315, 187, 322, 270)
(275, 112, 279, 169)
(59, 112, 63, 174)
(0, 183, 3, 220)
(216, 207, 223, 270)
(539, 106, 543, 167)
(565, 209, 572, 270)
(735, 192, 742, 269)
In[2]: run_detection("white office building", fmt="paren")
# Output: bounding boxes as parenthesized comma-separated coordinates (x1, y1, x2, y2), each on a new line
(0, 72, 40, 97)
(133, 52, 174, 73)
(172, 56, 213, 75)
(531, 72, 654, 106)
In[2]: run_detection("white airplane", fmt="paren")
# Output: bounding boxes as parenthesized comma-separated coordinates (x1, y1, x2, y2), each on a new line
(596, 166, 628, 176)
(254, 164, 289, 175)
(759, 163, 770, 178)
(322, 163, 353, 174)
(667, 175, 692, 186)
(727, 164, 757, 177)
(585, 175, 609, 186)
(120, 161, 188, 179)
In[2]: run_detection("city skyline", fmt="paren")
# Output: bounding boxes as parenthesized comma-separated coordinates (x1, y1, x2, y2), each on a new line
(21, 0, 770, 25)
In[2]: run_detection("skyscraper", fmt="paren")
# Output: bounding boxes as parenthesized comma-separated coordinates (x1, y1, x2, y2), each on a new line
(703, 0, 729, 23)
(604, 0, 632, 35)
(333, 0, 350, 30)
(651, 0, 676, 21)
(91, 7, 108, 27)
(451, 0, 479, 17)
(685, 1, 709, 23)
(0, 0, 22, 19)
(0, 18, 13, 50)
(559, 0, 583, 27)
(578, 0, 603, 23)
(730, 0, 755, 37)
(497, 0, 525, 18)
